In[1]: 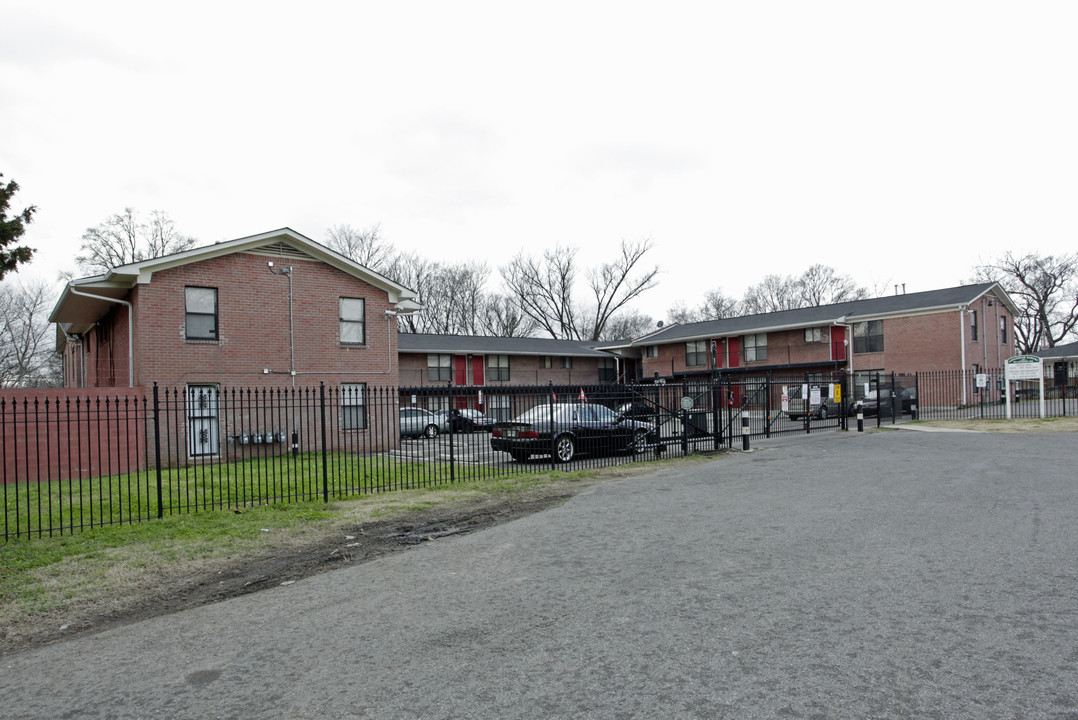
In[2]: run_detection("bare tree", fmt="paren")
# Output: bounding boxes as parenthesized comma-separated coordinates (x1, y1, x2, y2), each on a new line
(502, 239, 660, 341)
(0, 278, 61, 387)
(77, 208, 196, 274)
(597, 309, 655, 341)
(973, 251, 1078, 352)
(478, 294, 541, 337)
(325, 223, 394, 272)
(797, 264, 869, 306)
(741, 274, 801, 315)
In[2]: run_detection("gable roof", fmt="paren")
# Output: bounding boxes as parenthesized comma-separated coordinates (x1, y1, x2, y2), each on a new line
(620, 282, 1018, 346)
(398, 333, 615, 358)
(1035, 340, 1078, 359)
(50, 228, 420, 334)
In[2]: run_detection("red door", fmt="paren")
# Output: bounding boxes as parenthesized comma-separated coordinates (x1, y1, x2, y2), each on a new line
(727, 337, 741, 368)
(472, 356, 485, 386)
(831, 326, 846, 361)
(454, 355, 467, 386)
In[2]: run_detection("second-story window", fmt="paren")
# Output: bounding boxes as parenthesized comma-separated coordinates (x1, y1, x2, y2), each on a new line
(185, 286, 218, 340)
(340, 298, 365, 344)
(744, 333, 767, 362)
(971, 310, 979, 341)
(488, 354, 510, 381)
(1001, 316, 1008, 344)
(853, 320, 884, 353)
(427, 354, 451, 382)
(598, 357, 617, 383)
(645, 345, 658, 359)
(561, 356, 573, 369)
(804, 327, 825, 343)
(686, 341, 708, 366)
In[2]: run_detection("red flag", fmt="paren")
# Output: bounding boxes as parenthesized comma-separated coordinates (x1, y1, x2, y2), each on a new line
(552, 391, 557, 401)
(579, 388, 588, 402)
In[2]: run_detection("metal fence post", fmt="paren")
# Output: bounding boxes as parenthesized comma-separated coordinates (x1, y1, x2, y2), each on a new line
(153, 383, 163, 519)
(448, 382, 456, 483)
(319, 382, 329, 503)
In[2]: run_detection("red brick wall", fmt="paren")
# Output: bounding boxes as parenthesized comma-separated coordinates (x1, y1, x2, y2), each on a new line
(115, 251, 400, 390)
(398, 351, 604, 387)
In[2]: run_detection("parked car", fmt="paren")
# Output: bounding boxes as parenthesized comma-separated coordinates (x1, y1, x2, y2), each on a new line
(435, 408, 495, 433)
(490, 402, 659, 463)
(399, 407, 442, 439)
(615, 401, 663, 423)
(785, 385, 840, 421)
(849, 388, 917, 417)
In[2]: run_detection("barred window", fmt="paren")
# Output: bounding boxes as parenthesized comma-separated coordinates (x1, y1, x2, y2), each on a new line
(341, 383, 367, 430)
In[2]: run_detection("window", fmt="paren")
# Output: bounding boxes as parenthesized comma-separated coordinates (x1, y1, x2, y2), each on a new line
(427, 354, 451, 382)
(185, 287, 218, 340)
(645, 345, 658, 359)
(598, 357, 617, 383)
(560, 356, 573, 369)
(488, 354, 510, 381)
(686, 340, 708, 366)
(744, 333, 767, 362)
(971, 310, 979, 342)
(853, 320, 884, 354)
(488, 394, 511, 422)
(804, 327, 825, 343)
(340, 298, 365, 344)
(341, 383, 367, 430)
(542, 356, 553, 369)
(1001, 316, 1008, 344)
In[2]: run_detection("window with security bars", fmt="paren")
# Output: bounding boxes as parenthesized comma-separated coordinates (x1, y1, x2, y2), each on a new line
(340, 383, 367, 430)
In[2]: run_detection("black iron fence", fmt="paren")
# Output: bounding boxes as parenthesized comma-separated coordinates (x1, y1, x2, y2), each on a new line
(3, 375, 853, 540)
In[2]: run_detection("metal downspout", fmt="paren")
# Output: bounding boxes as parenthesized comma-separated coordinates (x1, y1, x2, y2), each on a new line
(67, 287, 134, 388)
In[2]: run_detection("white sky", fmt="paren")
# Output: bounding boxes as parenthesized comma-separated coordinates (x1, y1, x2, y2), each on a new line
(2, 1, 1076, 323)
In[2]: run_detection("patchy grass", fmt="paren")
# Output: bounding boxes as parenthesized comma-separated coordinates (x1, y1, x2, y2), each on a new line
(0, 455, 713, 655)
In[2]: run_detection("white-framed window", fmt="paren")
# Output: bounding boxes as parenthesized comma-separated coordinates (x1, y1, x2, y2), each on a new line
(804, 327, 825, 343)
(645, 345, 658, 359)
(186, 384, 220, 456)
(488, 354, 510, 381)
(341, 383, 367, 430)
(427, 354, 452, 382)
(340, 298, 365, 344)
(185, 287, 218, 340)
(744, 333, 767, 362)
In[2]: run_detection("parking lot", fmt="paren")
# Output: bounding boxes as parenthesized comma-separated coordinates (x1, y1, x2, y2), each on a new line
(4, 428, 1076, 718)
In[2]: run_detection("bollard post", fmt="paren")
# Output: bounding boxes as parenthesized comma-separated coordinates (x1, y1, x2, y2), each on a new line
(741, 414, 750, 451)
(857, 411, 864, 432)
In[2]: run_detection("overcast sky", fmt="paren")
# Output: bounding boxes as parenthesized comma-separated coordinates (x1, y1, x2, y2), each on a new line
(2, 1, 1076, 323)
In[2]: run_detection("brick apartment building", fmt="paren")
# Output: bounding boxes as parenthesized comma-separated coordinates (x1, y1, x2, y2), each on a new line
(605, 282, 1019, 388)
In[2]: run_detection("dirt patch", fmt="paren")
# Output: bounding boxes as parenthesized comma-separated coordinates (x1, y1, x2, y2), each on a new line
(0, 484, 585, 657)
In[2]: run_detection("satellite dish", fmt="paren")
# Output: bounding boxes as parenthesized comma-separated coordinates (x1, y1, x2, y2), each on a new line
(657, 321, 664, 328)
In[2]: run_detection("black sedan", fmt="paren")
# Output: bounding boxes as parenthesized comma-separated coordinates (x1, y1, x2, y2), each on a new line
(490, 402, 659, 463)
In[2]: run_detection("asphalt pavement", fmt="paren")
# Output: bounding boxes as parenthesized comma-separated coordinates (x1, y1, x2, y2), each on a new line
(3, 429, 1078, 719)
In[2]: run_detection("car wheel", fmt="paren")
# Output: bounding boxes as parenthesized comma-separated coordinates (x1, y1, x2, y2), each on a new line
(554, 434, 575, 463)
(510, 450, 530, 462)
(631, 429, 649, 455)
(424, 424, 439, 439)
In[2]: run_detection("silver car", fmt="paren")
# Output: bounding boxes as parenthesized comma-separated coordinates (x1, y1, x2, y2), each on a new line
(399, 407, 442, 439)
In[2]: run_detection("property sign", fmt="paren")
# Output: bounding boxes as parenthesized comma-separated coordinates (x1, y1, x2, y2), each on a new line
(1005, 355, 1043, 381)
